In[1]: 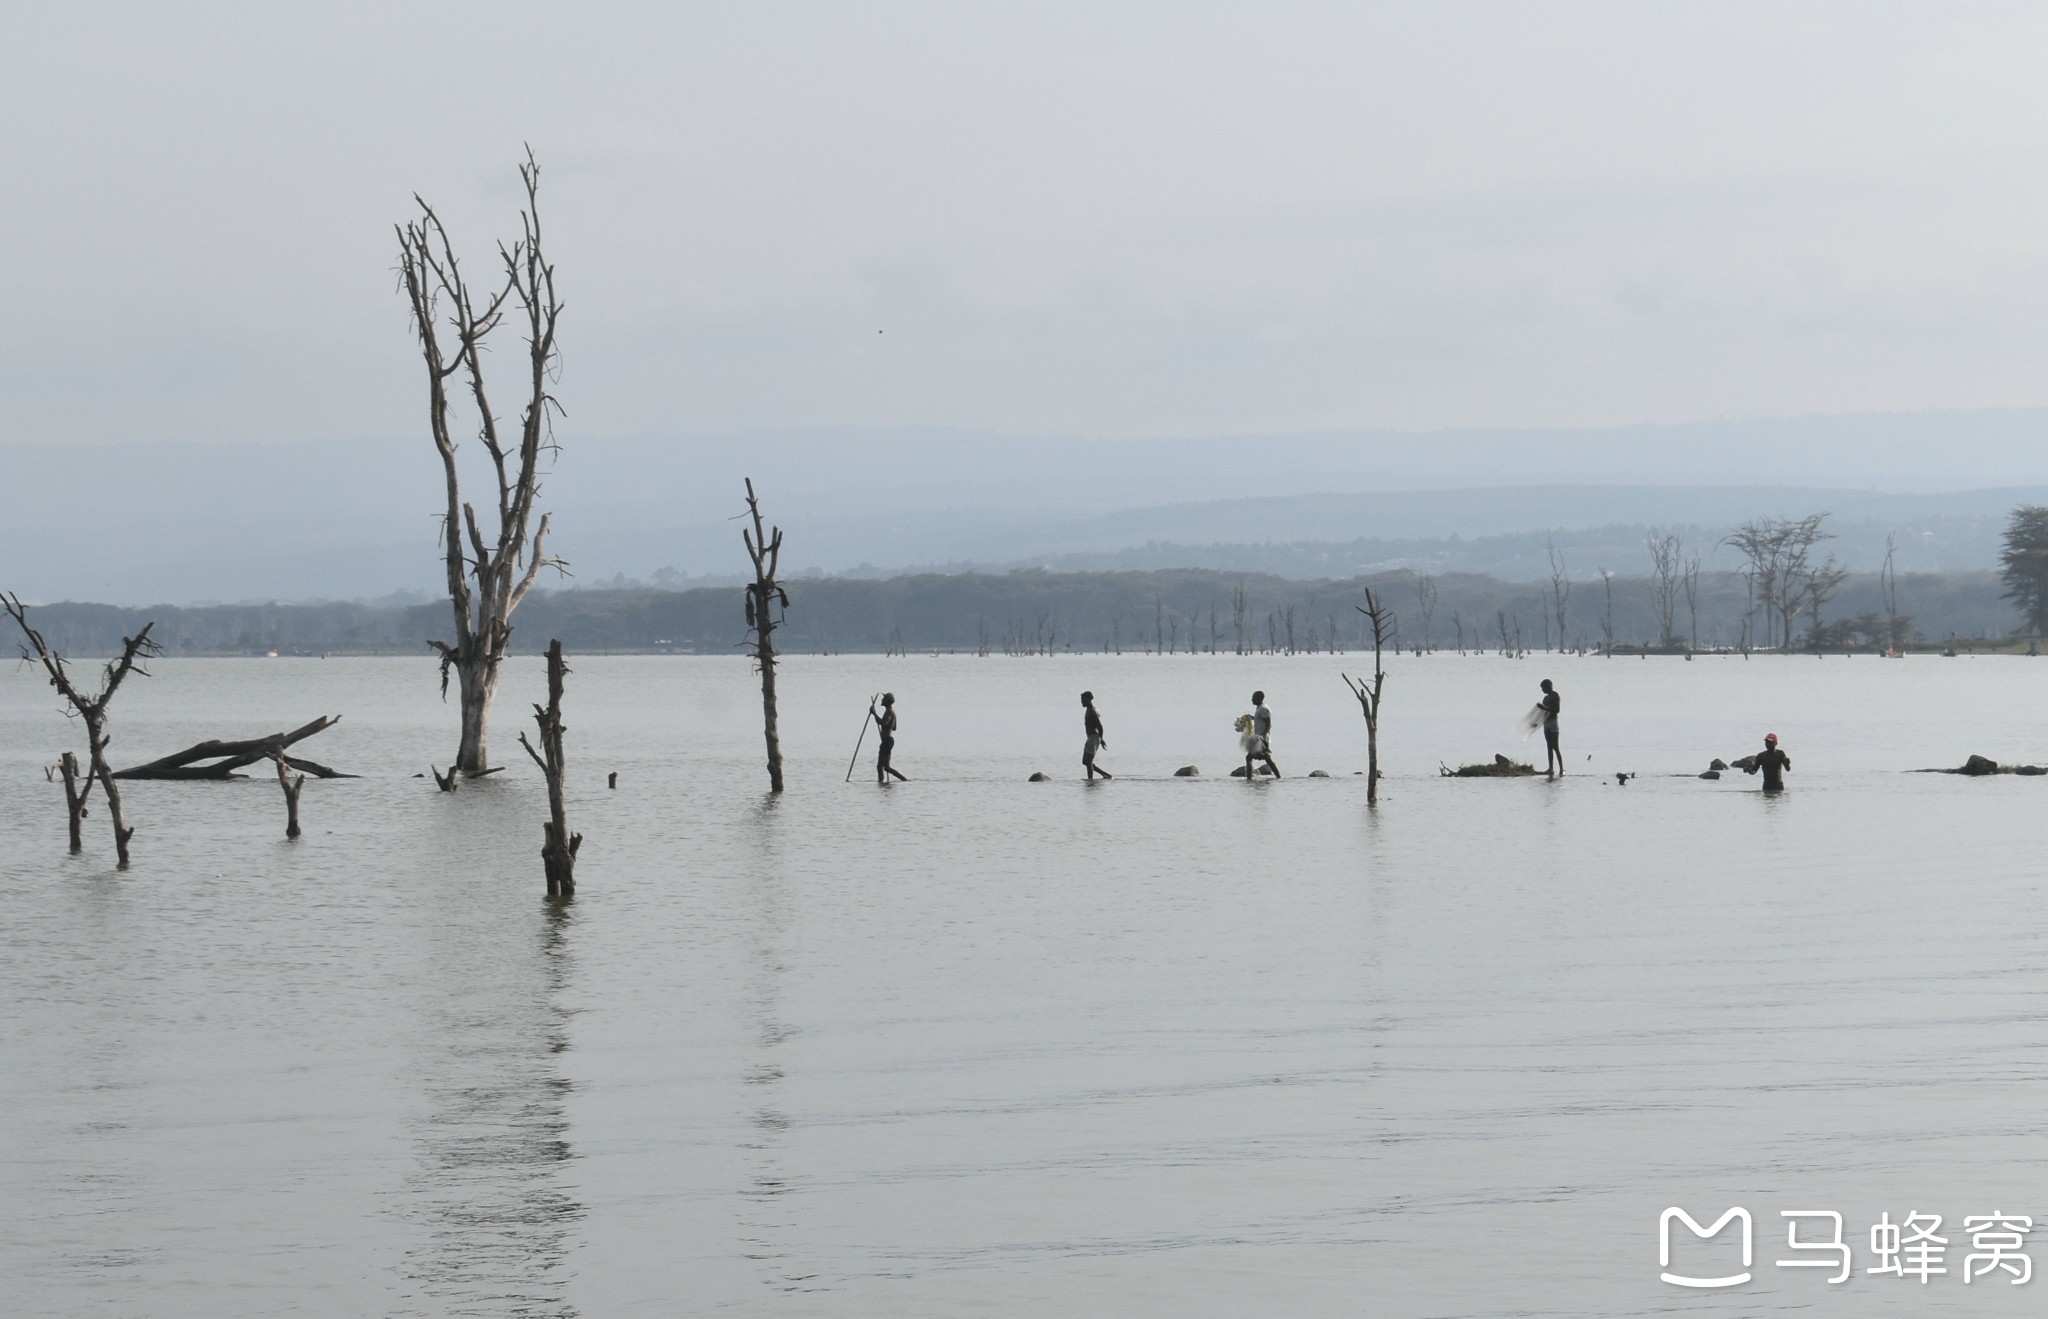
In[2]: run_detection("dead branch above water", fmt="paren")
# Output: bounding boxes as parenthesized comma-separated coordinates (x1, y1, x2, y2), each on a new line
(112, 716, 354, 780)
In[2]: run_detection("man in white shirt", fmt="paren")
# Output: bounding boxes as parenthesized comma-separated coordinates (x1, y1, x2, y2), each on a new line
(1244, 690, 1281, 779)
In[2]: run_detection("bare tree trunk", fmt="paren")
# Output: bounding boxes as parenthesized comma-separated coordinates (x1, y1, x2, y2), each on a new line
(59, 752, 86, 852)
(456, 662, 498, 776)
(1683, 556, 1701, 651)
(398, 149, 568, 776)
(518, 640, 581, 896)
(743, 478, 787, 793)
(1548, 537, 1571, 650)
(273, 755, 305, 840)
(87, 716, 136, 868)
(1344, 588, 1391, 806)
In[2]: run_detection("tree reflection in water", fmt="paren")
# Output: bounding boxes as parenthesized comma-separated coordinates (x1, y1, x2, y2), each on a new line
(739, 793, 819, 1295)
(396, 897, 583, 1317)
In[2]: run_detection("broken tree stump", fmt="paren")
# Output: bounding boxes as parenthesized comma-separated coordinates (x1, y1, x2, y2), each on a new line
(59, 751, 87, 852)
(518, 640, 582, 897)
(273, 755, 305, 839)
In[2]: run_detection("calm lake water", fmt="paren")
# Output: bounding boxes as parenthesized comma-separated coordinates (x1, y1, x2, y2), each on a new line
(4, 651, 2047, 1316)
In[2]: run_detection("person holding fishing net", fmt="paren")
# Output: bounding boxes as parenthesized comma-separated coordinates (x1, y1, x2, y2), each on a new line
(1518, 678, 1564, 776)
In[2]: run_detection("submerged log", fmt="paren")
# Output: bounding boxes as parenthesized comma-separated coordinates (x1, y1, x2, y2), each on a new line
(113, 716, 352, 780)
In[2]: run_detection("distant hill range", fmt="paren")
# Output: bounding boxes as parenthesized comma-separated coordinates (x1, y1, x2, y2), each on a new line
(4, 409, 2046, 604)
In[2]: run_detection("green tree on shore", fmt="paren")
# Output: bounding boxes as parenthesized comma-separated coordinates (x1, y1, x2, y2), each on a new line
(1999, 505, 2048, 636)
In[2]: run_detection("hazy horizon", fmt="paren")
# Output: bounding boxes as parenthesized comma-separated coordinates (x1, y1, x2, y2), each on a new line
(5, 407, 2045, 605)
(9, 3, 2048, 449)
(7, 5, 2048, 602)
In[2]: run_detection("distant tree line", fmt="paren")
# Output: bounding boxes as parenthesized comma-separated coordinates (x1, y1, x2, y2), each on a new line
(14, 564, 2018, 658)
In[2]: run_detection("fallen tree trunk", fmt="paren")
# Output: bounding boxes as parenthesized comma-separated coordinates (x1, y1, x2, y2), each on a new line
(113, 716, 353, 780)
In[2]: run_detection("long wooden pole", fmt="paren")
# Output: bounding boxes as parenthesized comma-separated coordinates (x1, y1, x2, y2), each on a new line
(845, 694, 877, 782)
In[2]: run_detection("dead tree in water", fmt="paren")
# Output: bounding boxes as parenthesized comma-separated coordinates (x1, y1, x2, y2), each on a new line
(396, 148, 568, 776)
(1647, 532, 1684, 646)
(54, 753, 87, 851)
(273, 755, 305, 840)
(742, 478, 788, 792)
(1342, 587, 1392, 805)
(517, 640, 581, 896)
(4, 593, 159, 867)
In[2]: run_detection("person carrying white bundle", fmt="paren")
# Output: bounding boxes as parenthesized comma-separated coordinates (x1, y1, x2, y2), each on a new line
(1239, 690, 1281, 779)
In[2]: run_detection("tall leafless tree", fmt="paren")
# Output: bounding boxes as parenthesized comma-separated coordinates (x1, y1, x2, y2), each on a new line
(1598, 570, 1615, 655)
(1547, 537, 1571, 653)
(1802, 558, 1850, 648)
(397, 148, 568, 776)
(1647, 532, 1684, 646)
(4, 593, 159, 867)
(1231, 581, 1249, 655)
(1343, 587, 1392, 805)
(742, 479, 788, 792)
(1414, 574, 1438, 652)
(1722, 513, 1831, 649)
(1880, 530, 1906, 647)
(1682, 554, 1701, 651)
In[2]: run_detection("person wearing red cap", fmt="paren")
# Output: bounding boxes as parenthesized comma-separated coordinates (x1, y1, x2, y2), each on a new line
(1745, 732, 1791, 792)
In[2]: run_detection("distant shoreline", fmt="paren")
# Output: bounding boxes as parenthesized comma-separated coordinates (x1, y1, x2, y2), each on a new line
(5, 566, 2018, 660)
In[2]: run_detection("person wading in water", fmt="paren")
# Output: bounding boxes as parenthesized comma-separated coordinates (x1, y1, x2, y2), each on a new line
(1539, 679, 1563, 777)
(872, 692, 908, 783)
(1243, 690, 1281, 779)
(1746, 731, 1790, 792)
(1081, 691, 1112, 780)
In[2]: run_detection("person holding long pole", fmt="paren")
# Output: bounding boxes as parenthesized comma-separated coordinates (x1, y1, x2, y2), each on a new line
(873, 692, 908, 783)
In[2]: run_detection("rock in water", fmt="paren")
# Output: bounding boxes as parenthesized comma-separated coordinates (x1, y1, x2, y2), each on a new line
(1699, 770, 1721, 780)
(1308, 769, 1330, 778)
(1173, 765, 1200, 777)
(1027, 771, 1051, 782)
(1960, 754, 2000, 776)
(1709, 758, 1728, 772)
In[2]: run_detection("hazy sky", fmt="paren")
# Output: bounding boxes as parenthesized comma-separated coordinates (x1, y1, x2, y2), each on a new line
(7, 2, 2048, 446)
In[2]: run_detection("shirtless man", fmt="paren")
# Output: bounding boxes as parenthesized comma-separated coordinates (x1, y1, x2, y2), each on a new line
(872, 692, 908, 783)
(1746, 731, 1790, 792)
(1244, 690, 1281, 779)
(1081, 691, 1112, 780)
(1538, 679, 1563, 777)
